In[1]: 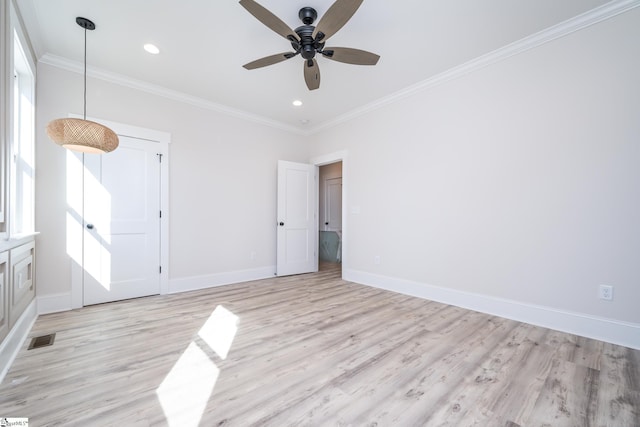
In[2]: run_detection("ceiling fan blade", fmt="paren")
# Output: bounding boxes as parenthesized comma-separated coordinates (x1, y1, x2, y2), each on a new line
(239, 0, 299, 42)
(304, 59, 320, 91)
(322, 47, 380, 65)
(313, 0, 364, 41)
(243, 52, 297, 70)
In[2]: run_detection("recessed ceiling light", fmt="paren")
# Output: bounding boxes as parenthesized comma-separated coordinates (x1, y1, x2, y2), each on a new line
(300, 119, 310, 125)
(292, 100, 303, 107)
(144, 43, 160, 55)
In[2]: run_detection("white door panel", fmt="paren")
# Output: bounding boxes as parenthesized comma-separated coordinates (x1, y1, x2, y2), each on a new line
(326, 177, 342, 231)
(83, 137, 160, 305)
(277, 161, 318, 276)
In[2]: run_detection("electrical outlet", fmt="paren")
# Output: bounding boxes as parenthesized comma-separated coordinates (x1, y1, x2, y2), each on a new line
(250, 251, 257, 261)
(598, 285, 613, 301)
(374, 255, 381, 265)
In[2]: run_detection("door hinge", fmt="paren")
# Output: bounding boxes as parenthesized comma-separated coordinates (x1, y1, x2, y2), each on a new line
(159, 266, 162, 274)
(159, 210, 162, 218)
(157, 153, 163, 163)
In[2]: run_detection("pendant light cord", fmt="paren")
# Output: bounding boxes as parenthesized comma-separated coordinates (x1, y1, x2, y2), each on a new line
(83, 25, 87, 120)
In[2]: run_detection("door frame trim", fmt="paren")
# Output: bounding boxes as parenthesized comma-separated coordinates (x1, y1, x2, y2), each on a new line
(70, 117, 170, 309)
(310, 150, 347, 275)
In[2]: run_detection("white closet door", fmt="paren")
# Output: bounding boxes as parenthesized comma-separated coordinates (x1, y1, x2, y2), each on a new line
(83, 136, 160, 305)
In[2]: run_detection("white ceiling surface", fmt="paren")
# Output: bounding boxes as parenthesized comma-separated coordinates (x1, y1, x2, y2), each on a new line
(17, 0, 615, 132)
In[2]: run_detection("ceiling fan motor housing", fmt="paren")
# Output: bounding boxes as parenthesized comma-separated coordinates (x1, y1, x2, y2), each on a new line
(294, 7, 326, 60)
(294, 25, 318, 59)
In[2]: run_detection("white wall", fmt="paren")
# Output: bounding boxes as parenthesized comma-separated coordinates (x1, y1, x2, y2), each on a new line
(35, 63, 309, 301)
(309, 9, 640, 345)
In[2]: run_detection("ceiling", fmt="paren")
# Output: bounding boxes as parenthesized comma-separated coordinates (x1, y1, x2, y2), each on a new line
(17, 0, 613, 132)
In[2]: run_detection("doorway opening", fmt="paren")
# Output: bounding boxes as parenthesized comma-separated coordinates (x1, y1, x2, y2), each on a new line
(318, 161, 342, 272)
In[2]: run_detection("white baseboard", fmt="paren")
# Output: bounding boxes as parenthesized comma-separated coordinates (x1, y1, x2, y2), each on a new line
(169, 266, 276, 294)
(0, 300, 37, 384)
(35, 267, 278, 313)
(37, 293, 72, 315)
(344, 269, 640, 350)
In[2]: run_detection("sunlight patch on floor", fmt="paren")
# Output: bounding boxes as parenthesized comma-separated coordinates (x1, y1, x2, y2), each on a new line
(198, 305, 239, 360)
(156, 341, 220, 426)
(156, 305, 239, 426)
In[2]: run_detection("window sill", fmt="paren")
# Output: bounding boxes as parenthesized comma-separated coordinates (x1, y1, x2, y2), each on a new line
(0, 232, 40, 252)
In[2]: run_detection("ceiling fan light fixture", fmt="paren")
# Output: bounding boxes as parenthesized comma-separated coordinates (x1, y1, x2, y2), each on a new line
(292, 100, 303, 106)
(46, 17, 119, 154)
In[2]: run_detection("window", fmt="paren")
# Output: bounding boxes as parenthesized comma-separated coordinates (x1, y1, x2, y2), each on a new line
(10, 28, 35, 235)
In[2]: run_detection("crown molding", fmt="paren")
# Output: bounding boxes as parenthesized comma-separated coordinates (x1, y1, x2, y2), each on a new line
(309, 0, 640, 134)
(38, 53, 307, 136)
(38, 0, 639, 137)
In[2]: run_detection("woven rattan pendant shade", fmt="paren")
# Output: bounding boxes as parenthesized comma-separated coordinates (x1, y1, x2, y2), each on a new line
(46, 17, 118, 154)
(47, 118, 119, 154)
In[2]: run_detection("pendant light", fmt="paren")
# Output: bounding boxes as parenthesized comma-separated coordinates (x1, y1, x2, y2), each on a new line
(46, 17, 119, 154)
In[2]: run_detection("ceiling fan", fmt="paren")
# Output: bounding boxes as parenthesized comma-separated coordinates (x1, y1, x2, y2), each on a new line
(239, 0, 380, 91)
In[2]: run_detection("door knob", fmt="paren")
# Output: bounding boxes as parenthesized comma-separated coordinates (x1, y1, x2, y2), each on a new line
(279, 222, 284, 226)
(86, 223, 94, 230)
(325, 222, 329, 225)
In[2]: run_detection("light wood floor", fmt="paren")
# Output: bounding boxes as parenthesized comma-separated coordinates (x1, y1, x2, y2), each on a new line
(1, 263, 638, 426)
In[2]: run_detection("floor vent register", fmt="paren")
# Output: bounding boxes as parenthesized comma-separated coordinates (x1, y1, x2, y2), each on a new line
(28, 333, 56, 350)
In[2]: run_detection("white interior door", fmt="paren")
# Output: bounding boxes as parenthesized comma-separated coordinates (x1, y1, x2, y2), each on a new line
(277, 160, 318, 276)
(325, 177, 342, 231)
(83, 136, 161, 305)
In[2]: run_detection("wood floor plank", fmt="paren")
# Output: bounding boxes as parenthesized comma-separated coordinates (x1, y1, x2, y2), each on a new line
(390, 322, 550, 426)
(595, 343, 640, 426)
(332, 315, 519, 426)
(0, 263, 638, 426)
(202, 299, 441, 422)
(524, 358, 600, 426)
(542, 329, 604, 371)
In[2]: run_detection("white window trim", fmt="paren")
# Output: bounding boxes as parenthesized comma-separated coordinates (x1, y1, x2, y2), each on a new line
(7, 2, 36, 239)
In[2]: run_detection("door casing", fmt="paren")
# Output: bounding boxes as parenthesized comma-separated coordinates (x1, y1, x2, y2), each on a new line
(310, 151, 348, 276)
